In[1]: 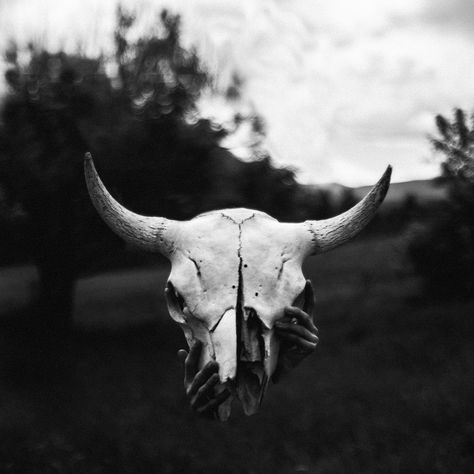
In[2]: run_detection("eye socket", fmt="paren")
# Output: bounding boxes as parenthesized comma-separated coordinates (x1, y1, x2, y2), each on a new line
(292, 281, 314, 312)
(166, 281, 186, 311)
(292, 288, 306, 310)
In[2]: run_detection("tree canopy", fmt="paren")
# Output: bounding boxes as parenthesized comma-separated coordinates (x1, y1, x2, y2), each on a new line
(408, 108, 474, 299)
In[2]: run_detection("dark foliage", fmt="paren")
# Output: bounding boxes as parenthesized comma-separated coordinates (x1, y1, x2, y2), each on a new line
(0, 8, 331, 378)
(1, 236, 473, 472)
(407, 109, 474, 299)
(0, 9, 237, 374)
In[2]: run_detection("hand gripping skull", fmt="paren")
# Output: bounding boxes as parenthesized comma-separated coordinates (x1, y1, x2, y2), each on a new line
(84, 153, 391, 420)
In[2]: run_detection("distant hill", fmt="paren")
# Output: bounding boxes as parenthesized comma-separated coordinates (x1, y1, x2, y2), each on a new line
(353, 179, 447, 205)
(303, 178, 447, 212)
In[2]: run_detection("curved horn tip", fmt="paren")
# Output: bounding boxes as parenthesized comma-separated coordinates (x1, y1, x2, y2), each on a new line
(83, 152, 97, 180)
(303, 164, 393, 255)
(383, 164, 392, 182)
(374, 164, 392, 200)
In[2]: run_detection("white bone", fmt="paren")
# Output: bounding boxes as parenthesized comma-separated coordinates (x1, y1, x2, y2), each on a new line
(85, 153, 391, 419)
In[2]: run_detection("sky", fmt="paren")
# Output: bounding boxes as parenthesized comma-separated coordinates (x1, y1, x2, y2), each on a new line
(1, 0, 474, 186)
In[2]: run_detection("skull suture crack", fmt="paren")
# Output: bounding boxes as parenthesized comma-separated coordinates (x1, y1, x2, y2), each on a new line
(84, 153, 391, 420)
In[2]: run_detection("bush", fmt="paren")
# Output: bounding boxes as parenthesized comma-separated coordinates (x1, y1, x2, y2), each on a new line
(407, 109, 474, 299)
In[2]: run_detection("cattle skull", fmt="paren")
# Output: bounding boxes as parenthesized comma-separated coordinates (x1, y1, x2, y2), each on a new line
(84, 152, 391, 420)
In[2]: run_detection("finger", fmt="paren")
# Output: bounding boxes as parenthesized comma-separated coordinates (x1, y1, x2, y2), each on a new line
(190, 373, 220, 408)
(274, 322, 319, 343)
(184, 341, 202, 386)
(177, 349, 188, 363)
(196, 389, 231, 415)
(303, 280, 315, 316)
(284, 306, 318, 334)
(275, 326, 318, 348)
(274, 331, 317, 353)
(186, 360, 219, 398)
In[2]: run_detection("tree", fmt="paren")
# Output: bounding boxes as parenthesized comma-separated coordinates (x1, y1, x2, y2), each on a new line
(407, 109, 474, 299)
(0, 46, 103, 328)
(431, 109, 474, 182)
(0, 10, 224, 377)
(0, 8, 312, 378)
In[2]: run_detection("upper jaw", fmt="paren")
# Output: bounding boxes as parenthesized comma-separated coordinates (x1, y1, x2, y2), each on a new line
(166, 284, 281, 419)
(207, 306, 280, 418)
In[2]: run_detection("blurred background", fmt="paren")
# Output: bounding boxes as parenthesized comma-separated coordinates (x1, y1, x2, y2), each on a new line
(0, 1, 473, 473)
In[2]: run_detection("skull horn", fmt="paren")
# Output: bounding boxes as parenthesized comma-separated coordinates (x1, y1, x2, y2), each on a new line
(84, 152, 176, 255)
(304, 165, 392, 254)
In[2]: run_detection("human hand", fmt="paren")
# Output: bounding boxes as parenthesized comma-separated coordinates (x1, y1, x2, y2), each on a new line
(273, 280, 319, 382)
(177, 340, 231, 418)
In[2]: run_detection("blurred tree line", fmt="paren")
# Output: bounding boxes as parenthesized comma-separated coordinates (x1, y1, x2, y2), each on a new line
(0, 8, 354, 373)
(407, 109, 474, 299)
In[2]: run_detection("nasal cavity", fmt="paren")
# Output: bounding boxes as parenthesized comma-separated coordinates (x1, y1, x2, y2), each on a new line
(239, 308, 264, 362)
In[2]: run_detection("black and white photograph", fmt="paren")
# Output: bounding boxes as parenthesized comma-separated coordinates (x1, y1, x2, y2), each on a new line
(0, 1, 473, 472)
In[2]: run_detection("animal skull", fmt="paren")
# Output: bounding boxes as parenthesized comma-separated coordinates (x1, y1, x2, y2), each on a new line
(84, 153, 391, 420)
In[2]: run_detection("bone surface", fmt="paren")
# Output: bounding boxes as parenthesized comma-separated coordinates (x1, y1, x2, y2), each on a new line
(84, 153, 391, 420)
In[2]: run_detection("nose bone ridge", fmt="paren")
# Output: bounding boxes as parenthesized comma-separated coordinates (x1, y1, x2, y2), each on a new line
(210, 307, 237, 381)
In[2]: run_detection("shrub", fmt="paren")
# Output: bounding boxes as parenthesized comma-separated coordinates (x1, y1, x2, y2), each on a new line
(407, 109, 474, 299)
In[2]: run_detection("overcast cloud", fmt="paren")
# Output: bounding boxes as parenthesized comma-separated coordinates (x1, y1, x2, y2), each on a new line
(1, 0, 473, 185)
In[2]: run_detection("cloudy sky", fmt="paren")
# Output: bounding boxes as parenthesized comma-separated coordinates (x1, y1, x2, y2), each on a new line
(1, 0, 474, 185)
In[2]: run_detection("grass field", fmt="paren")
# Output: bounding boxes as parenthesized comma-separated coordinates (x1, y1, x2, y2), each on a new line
(0, 234, 473, 473)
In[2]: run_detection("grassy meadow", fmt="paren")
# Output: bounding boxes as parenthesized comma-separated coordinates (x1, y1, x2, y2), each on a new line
(0, 233, 473, 473)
